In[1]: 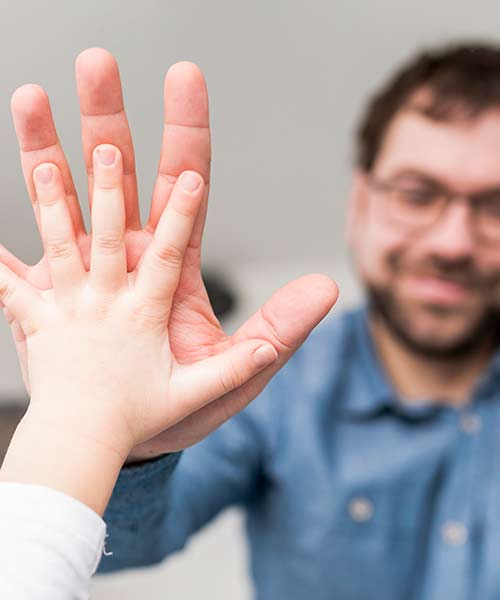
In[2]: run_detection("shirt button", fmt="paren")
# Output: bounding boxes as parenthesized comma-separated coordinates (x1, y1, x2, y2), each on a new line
(441, 521, 468, 546)
(459, 413, 481, 435)
(348, 497, 374, 522)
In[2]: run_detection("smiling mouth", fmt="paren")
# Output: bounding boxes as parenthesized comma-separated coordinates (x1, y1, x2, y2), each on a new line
(403, 273, 473, 305)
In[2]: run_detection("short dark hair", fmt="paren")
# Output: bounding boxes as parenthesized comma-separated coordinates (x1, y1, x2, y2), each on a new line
(356, 43, 500, 172)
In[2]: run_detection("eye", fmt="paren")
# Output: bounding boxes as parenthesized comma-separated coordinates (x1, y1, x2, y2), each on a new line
(394, 186, 438, 207)
(480, 194, 500, 218)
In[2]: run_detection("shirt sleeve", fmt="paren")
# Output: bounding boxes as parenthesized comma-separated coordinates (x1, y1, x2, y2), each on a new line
(0, 482, 106, 600)
(98, 377, 283, 574)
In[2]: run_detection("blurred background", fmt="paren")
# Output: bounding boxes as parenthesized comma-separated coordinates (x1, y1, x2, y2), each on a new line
(0, 0, 497, 597)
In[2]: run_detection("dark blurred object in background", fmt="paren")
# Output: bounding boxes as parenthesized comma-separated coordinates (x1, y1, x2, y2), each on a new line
(0, 403, 27, 466)
(202, 271, 237, 320)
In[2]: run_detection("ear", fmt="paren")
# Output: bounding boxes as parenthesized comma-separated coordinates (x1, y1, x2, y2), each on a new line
(345, 169, 370, 248)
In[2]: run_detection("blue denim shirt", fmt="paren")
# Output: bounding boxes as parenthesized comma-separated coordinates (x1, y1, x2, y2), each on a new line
(99, 306, 500, 600)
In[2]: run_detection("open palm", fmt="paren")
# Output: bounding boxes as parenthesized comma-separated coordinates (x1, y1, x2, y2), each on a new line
(1, 48, 338, 459)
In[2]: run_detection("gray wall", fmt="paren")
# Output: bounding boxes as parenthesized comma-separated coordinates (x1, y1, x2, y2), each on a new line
(1, 0, 499, 597)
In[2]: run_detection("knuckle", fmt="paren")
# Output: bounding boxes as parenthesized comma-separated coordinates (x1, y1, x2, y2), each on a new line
(153, 243, 184, 270)
(95, 182, 119, 192)
(38, 194, 59, 207)
(131, 299, 166, 328)
(172, 198, 199, 219)
(18, 317, 36, 338)
(0, 281, 14, 305)
(259, 308, 296, 351)
(219, 388, 251, 423)
(46, 238, 73, 260)
(219, 360, 242, 395)
(2, 307, 14, 325)
(94, 230, 123, 253)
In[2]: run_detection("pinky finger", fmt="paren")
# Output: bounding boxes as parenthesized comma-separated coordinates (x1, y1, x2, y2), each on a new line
(169, 340, 278, 423)
(0, 263, 43, 336)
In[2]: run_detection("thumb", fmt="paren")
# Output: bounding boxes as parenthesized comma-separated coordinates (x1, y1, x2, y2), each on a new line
(0, 263, 43, 335)
(169, 340, 278, 423)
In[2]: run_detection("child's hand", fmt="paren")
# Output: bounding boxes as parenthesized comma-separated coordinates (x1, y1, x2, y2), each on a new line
(0, 144, 278, 462)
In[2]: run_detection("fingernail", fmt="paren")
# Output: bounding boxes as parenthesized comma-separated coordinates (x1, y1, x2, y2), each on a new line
(36, 166, 53, 185)
(181, 171, 202, 192)
(253, 344, 278, 369)
(97, 147, 116, 166)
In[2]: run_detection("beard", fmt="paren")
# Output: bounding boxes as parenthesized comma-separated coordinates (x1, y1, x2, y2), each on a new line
(365, 253, 500, 360)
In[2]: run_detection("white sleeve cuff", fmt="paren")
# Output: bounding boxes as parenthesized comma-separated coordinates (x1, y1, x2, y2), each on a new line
(0, 482, 107, 599)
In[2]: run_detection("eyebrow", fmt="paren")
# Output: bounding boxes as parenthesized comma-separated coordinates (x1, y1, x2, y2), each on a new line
(386, 168, 500, 195)
(388, 169, 444, 183)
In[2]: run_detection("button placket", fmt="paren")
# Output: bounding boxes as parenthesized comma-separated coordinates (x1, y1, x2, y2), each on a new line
(441, 520, 468, 547)
(459, 412, 481, 435)
(348, 497, 374, 523)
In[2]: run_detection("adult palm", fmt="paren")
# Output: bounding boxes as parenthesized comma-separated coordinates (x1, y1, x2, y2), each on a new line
(1, 48, 338, 460)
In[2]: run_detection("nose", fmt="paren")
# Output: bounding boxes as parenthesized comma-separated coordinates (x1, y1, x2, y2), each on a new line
(417, 198, 475, 261)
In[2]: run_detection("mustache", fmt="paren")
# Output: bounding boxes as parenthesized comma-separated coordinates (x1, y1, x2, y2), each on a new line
(387, 253, 500, 289)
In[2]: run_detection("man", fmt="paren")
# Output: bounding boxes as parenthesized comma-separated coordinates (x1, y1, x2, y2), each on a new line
(5, 43, 500, 599)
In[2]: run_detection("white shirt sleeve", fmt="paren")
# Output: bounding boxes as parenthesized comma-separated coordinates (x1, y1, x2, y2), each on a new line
(0, 482, 107, 600)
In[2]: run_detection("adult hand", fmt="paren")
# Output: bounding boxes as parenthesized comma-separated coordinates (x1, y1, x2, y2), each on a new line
(1, 48, 338, 460)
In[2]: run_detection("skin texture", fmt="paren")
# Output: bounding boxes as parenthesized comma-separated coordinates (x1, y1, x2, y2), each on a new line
(0, 148, 283, 514)
(0, 48, 338, 461)
(347, 107, 500, 402)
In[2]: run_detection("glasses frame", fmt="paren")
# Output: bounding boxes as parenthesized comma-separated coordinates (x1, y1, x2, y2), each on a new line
(367, 175, 500, 245)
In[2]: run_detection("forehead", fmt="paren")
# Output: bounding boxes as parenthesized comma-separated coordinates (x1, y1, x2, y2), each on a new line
(373, 109, 500, 189)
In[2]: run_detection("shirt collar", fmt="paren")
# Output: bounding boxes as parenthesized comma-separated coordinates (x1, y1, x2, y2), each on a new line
(470, 342, 500, 397)
(340, 306, 443, 421)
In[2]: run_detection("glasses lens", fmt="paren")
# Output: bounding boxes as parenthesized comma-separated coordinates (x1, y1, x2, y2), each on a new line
(388, 185, 444, 229)
(476, 194, 500, 242)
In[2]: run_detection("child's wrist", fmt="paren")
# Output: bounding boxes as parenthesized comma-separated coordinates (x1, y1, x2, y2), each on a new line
(0, 405, 132, 515)
(26, 392, 135, 459)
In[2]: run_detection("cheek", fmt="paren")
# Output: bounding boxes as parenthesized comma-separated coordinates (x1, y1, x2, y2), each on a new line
(479, 247, 500, 273)
(477, 249, 500, 303)
(353, 212, 407, 285)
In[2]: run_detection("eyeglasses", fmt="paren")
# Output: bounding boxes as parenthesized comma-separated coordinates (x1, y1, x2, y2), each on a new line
(368, 175, 500, 244)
